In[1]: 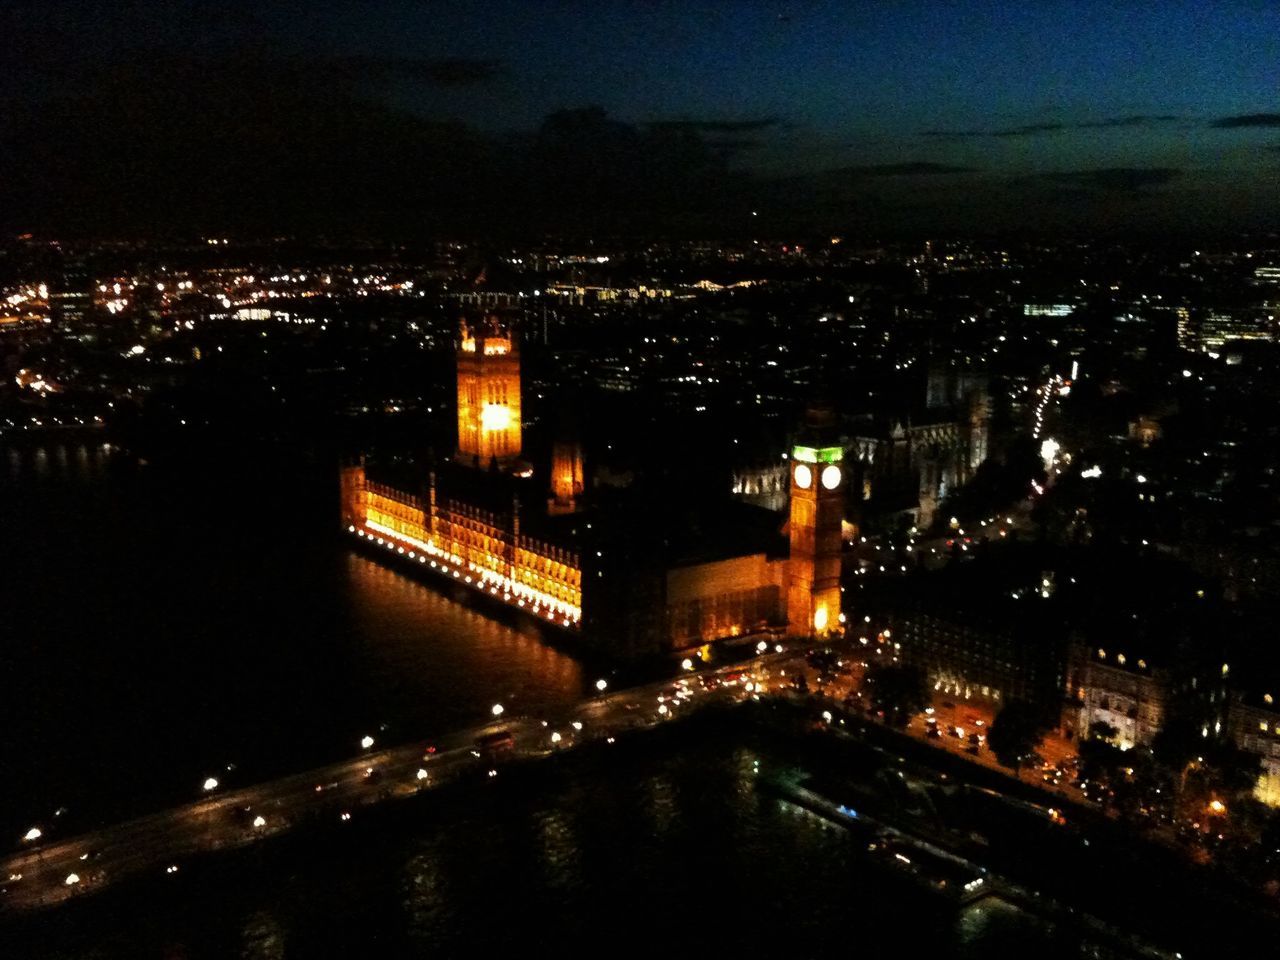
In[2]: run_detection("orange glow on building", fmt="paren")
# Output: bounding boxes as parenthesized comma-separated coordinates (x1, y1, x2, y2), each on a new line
(786, 413, 844, 636)
(341, 463, 582, 623)
(548, 440, 584, 515)
(456, 317, 522, 465)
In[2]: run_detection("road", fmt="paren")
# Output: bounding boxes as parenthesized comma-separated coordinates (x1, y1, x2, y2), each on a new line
(0, 651, 792, 912)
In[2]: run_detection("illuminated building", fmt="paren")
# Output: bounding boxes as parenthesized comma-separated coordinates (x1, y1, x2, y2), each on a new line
(455, 316, 522, 467)
(1229, 691, 1280, 807)
(1196, 312, 1273, 352)
(52, 253, 93, 325)
(787, 406, 845, 636)
(731, 460, 789, 511)
(548, 439, 584, 515)
(340, 462, 583, 624)
(338, 311, 826, 657)
(1066, 643, 1169, 750)
(1023, 303, 1075, 317)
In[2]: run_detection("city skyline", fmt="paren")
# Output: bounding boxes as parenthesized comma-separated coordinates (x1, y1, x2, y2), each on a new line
(7, 4, 1280, 955)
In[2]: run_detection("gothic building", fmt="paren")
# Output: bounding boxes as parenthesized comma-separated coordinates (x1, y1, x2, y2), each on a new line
(339, 314, 843, 659)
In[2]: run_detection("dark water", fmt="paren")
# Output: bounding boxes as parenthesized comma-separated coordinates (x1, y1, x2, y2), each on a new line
(0, 441, 583, 840)
(5, 731, 1061, 959)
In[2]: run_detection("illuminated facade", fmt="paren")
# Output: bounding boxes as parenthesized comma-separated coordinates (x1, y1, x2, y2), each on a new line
(339, 313, 840, 656)
(341, 463, 583, 625)
(548, 439, 584, 515)
(456, 316, 522, 466)
(787, 411, 845, 636)
(1229, 693, 1280, 807)
(1066, 644, 1169, 750)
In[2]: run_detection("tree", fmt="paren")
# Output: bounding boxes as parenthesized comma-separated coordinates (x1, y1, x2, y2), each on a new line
(988, 700, 1050, 776)
(863, 662, 929, 729)
(1181, 744, 1263, 825)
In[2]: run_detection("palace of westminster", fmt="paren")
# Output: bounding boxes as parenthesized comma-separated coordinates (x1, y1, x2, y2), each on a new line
(340, 313, 989, 659)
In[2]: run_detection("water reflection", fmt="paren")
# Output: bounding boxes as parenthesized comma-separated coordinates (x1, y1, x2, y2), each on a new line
(239, 909, 287, 960)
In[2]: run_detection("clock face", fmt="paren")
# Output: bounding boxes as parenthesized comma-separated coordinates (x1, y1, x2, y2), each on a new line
(821, 464, 842, 490)
(793, 463, 813, 490)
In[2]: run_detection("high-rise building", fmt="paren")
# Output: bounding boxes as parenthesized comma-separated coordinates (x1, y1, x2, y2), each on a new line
(455, 315, 522, 466)
(787, 407, 845, 636)
(51, 253, 93, 326)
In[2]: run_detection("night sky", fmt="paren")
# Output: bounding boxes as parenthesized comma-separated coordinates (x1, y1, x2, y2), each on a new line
(3, 0, 1277, 238)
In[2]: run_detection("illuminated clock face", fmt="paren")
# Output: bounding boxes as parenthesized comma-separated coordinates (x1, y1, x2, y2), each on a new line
(793, 463, 813, 490)
(821, 464, 842, 490)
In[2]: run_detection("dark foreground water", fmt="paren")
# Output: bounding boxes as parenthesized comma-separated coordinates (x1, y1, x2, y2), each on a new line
(0, 441, 583, 841)
(6, 729, 1067, 960)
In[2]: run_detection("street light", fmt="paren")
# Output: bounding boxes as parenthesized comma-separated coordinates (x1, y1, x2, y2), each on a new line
(252, 815, 266, 829)
(202, 777, 219, 792)
(360, 735, 374, 750)
(22, 827, 41, 842)
(416, 768, 429, 781)
(491, 703, 504, 717)
(681, 658, 694, 671)
(64, 873, 80, 886)
(595, 679, 608, 692)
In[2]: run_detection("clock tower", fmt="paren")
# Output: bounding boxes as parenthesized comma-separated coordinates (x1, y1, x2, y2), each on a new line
(787, 408, 845, 636)
(456, 314, 522, 466)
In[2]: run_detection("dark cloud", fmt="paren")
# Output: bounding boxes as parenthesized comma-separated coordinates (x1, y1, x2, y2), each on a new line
(334, 56, 503, 87)
(1210, 113, 1280, 128)
(646, 118, 783, 133)
(832, 162, 978, 177)
(1033, 167, 1181, 194)
(924, 115, 1179, 139)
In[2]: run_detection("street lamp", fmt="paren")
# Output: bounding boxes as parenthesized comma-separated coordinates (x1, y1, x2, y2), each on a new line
(202, 777, 219, 792)
(681, 658, 694, 671)
(416, 768, 429, 781)
(491, 703, 504, 717)
(595, 679, 608, 692)
(360, 735, 374, 750)
(252, 815, 266, 829)
(22, 827, 41, 842)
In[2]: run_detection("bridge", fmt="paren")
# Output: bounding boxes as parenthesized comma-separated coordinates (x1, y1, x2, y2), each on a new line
(1, 651, 795, 912)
